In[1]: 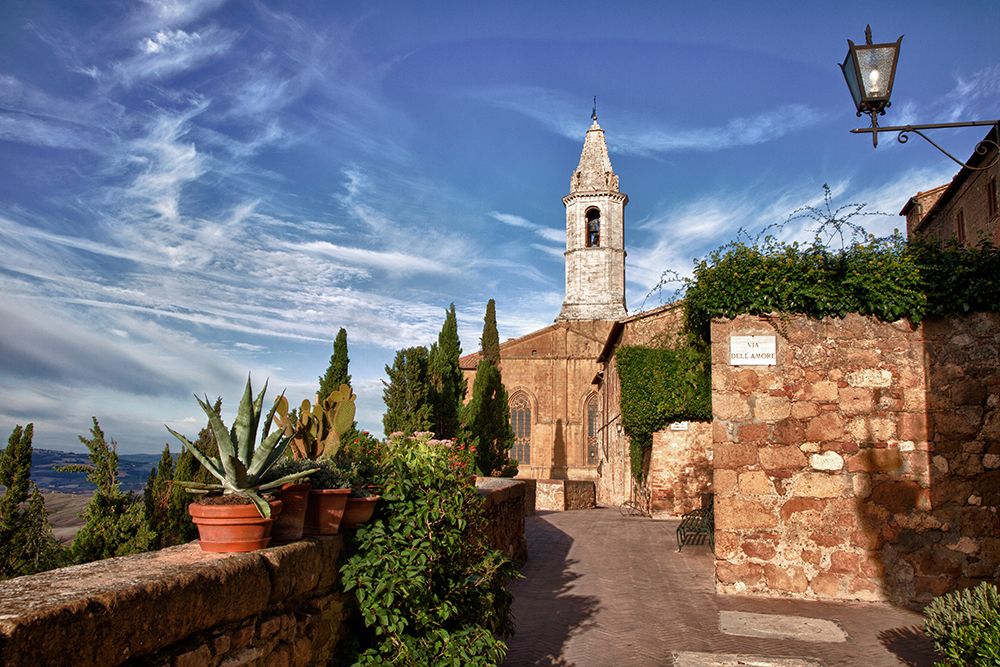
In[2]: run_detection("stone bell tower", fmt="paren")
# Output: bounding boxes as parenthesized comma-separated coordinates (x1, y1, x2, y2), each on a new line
(557, 111, 628, 321)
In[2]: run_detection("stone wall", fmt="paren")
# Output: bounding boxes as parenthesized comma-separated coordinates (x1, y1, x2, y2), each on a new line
(477, 478, 528, 564)
(0, 483, 529, 666)
(534, 479, 596, 511)
(712, 313, 1000, 607)
(649, 421, 713, 517)
(0, 538, 349, 667)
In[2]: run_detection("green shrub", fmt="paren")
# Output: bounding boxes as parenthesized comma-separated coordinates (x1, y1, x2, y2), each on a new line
(616, 340, 711, 480)
(924, 582, 1000, 666)
(339, 433, 518, 665)
(682, 235, 1000, 342)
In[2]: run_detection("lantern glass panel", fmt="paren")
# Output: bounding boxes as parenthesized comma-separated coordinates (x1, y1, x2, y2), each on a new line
(857, 45, 896, 100)
(841, 51, 863, 109)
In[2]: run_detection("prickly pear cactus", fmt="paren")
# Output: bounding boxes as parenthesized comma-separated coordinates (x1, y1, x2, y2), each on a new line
(274, 384, 356, 460)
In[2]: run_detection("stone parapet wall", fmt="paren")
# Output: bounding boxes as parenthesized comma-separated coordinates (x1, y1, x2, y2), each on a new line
(0, 537, 349, 667)
(711, 313, 1000, 607)
(477, 478, 528, 564)
(649, 421, 713, 517)
(0, 482, 530, 666)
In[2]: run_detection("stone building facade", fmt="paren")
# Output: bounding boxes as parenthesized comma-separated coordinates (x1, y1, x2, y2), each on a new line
(901, 124, 999, 244)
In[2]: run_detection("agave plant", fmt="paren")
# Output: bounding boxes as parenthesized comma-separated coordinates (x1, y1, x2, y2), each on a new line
(274, 383, 356, 460)
(166, 376, 317, 518)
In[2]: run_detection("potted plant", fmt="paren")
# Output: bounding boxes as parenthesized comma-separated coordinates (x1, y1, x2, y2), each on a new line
(261, 458, 316, 542)
(166, 377, 317, 552)
(274, 383, 356, 535)
(337, 431, 384, 529)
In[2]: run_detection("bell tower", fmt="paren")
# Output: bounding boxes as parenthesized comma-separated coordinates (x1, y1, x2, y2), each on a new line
(557, 110, 627, 321)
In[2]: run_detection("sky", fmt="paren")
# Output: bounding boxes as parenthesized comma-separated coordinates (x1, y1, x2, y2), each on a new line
(1, 1, 998, 454)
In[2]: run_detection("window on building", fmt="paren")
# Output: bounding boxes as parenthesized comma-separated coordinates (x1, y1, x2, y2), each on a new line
(956, 209, 966, 244)
(989, 177, 998, 218)
(509, 393, 531, 465)
(586, 394, 599, 465)
(585, 208, 601, 247)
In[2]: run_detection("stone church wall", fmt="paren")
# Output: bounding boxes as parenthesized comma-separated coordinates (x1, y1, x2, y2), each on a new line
(711, 313, 1000, 608)
(465, 321, 612, 482)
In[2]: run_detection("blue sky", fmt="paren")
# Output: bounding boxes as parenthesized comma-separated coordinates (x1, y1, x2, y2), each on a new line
(1, 1, 998, 454)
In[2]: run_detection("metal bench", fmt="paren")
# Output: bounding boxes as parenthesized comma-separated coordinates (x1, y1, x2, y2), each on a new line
(676, 494, 714, 552)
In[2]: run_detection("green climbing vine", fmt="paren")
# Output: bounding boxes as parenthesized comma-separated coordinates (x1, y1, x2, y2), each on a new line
(616, 342, 712, 480)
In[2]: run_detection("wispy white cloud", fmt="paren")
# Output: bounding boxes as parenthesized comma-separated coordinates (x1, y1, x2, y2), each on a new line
(472, 85, 827, 155)
(489, 210, 564, 248)
(113, 25, 238, 85)
(290, 240, 459, 276)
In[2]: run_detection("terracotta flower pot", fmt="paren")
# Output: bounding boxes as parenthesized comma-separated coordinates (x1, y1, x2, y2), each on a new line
(271, 483, 310, 542)
(341, 495, 380, 530)
(189, 499, 282, 553)
(303, 488, 351, 535)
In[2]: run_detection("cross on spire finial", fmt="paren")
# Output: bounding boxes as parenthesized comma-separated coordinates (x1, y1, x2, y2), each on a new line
(591, 96, 598, 122)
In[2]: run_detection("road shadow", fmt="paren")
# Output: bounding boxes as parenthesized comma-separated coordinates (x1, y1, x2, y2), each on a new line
(878, 625, 937, 667)
(504, 515, 600, 666)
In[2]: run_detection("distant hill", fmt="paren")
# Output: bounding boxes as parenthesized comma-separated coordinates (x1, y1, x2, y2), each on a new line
(30, 448, 166, 494)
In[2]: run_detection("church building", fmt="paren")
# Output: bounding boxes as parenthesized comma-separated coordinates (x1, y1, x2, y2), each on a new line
(460, 112, 629, 484)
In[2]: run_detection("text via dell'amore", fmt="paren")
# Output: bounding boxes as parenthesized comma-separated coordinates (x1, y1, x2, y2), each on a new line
(729, 335, 777, 366)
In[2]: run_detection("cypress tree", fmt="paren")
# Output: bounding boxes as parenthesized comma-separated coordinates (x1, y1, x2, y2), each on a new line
(0, 424, 65, 579)
(429, 304, 466, 440)
(319, 327, 352, 402)
(481, 299, 501, 366)
(382, 346, 434, 436)
(61, 418, 156, 562)
(461, 299, 515, 475)
(143, 444, 179, 549)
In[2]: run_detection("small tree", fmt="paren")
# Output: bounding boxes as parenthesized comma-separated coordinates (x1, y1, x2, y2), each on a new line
(429, 304, 466, 440)
(319, 327, 352, 402)
(382, 346, 434, 436)
(461, 299, 515, 475)
(0, 424, 65, 579)
(159, 398, 223, 546)
(143, 444, 188, 550)
(61, 418, 156, 562)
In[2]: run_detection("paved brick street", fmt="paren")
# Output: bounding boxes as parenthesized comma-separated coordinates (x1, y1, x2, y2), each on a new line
(504, 509, 938, 667)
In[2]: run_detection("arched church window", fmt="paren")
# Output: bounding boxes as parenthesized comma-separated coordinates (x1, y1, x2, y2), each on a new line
(586, 394, 599, 465)
(509, 393, 531, 465)
(585, 208, 601, 247)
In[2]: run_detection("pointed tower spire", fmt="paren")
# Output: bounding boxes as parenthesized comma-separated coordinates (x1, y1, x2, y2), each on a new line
(570, 110, 620, 194)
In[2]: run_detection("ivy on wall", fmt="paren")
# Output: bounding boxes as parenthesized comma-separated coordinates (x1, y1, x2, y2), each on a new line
(616, 343, 712, 480)
(683, 235, 1000, 342)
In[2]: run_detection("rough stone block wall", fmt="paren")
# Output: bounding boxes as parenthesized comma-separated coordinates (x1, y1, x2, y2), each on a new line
(564, 480, 596, 510)
(519, 478, 537, 515)
(712, 313, 1000, 608)
(535, 479, 566, 511)
(649, 421, 713, 517)
(477, 478, 528, 564)
(0, 538, 349, 667)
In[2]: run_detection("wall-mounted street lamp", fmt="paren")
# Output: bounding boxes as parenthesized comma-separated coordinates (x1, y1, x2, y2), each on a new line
(840, 24, 999, 169)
